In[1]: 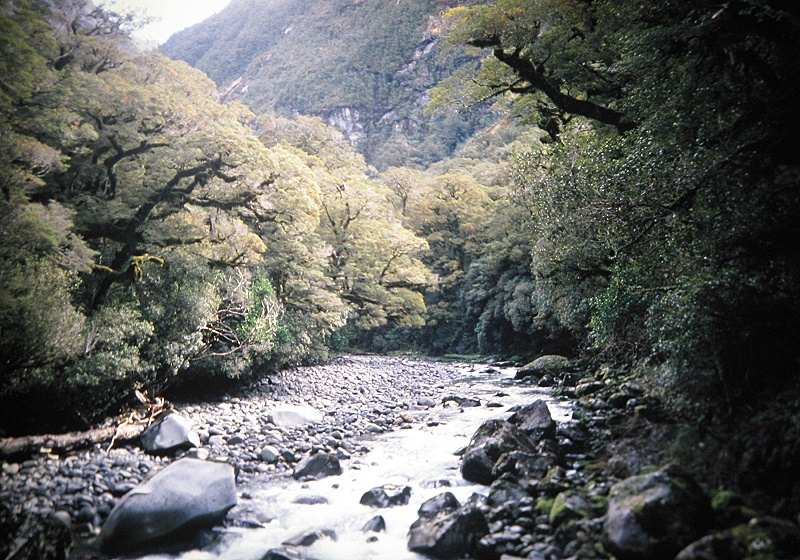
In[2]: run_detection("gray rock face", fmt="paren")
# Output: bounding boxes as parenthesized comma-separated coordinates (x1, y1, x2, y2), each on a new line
(460, 419, 538, 485)
(408, 500, 489, 559)
(292, 452, 342, 480)
(602, 464, 712, 560)
(140, 413, 200, 455)
(514, 355, 570, 380)
(359, 484, 412, 508)
(99, 458, 237, 555)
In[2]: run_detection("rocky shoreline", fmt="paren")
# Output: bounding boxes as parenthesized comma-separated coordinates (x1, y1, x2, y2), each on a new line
(3, 354, 799, 560)
(1, 355, 519, 557)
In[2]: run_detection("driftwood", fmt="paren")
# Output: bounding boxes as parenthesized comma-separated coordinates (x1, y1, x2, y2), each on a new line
(0, 391, 168, 460)
(0, 421, 148, 460)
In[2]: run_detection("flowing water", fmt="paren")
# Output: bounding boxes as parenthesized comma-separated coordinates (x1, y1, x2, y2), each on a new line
(149, 364, 571, 560)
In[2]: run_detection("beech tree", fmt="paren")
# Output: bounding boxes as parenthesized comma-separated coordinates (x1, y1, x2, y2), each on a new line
(442, 0, 800, 408)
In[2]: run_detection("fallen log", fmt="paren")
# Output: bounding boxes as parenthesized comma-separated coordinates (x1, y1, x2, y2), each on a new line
(0, 421, 147, 460)
(0, 391, 168, 460)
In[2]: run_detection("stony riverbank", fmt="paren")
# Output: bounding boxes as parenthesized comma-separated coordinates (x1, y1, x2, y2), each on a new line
(1, 355, 533, 556)
(3, 354, 799, 560)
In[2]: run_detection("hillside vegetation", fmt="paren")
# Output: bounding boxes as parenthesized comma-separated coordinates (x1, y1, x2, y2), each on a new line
(161, 0, 493, 168)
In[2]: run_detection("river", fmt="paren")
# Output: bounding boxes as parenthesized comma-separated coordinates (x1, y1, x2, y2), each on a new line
(147, 359, 571, 560)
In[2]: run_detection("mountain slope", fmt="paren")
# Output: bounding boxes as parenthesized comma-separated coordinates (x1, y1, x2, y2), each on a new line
(160, 0, 492, 168)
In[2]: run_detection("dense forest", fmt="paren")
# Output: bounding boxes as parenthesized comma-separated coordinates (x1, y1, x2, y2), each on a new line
(2, 0, 799, 512)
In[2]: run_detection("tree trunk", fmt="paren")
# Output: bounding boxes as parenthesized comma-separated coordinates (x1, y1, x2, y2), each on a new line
(0, 422, 147, 460)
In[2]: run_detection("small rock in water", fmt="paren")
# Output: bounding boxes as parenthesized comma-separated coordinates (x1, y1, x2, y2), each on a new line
(418, 492, 460, 518)
(293, 495, 329, 505)
(359, 485, 412, 508)
(260, 546, 318, 560)
(282, 528, 337, 547)
(292, 452, 342, 480)
(362, 515, 387, 533)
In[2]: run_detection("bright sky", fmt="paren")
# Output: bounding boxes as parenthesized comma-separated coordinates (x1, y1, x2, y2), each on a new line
(103, 0, 233, 45)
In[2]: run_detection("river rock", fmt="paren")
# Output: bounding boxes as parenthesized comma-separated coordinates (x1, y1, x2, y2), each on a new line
(408, 501, 489, 559)
(140, 413, 200, 455)
(514, 355, 569, 380)
(602, 464, 712, 560)
(486, 479, 529, 508)
(362, 515, 386, 532)
(259, 445, 280, 463)
(269, 404, 323, 428)
(260, 547, 319, 560)
(99, 458, 237, 554)
(292, 452, 342, 480)
(507, 399, 556, 440)
(360, 484, 412, 508)
(675, 517, 800, 560)
(575, 380, 605, 397)
(282, 528, 337, 547)
(418, 492, 461, 518)
(460, 419, 538, 485)
(492, 449, 559, 481)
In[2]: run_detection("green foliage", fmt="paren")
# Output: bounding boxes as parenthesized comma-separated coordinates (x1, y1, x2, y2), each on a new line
(493, 0, 800, 409)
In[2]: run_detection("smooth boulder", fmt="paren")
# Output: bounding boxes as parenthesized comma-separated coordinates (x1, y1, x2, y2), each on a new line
(514, 355, 569, 380)
(140, 413, 200, 454)
(269, 404, 323, 428)
(602, 464, 712, 560)
(99, 458, 237, 555)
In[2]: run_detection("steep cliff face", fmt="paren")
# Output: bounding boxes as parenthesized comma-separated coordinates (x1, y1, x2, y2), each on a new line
(160, 0, 493, 168)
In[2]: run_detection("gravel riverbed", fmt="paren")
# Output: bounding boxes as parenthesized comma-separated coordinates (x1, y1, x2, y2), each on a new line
(1, 355, 521, 539)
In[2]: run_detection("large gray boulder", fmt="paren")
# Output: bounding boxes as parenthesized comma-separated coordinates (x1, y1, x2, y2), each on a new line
(408, 496, 489, 559)
(140, 413, 200, 455)
(460, 419, 538, 485)
(99, 458, 237, 555)
(514, 355, 570, 380)
(507, 399, 556, 440)
(602, 464, 712, 560)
